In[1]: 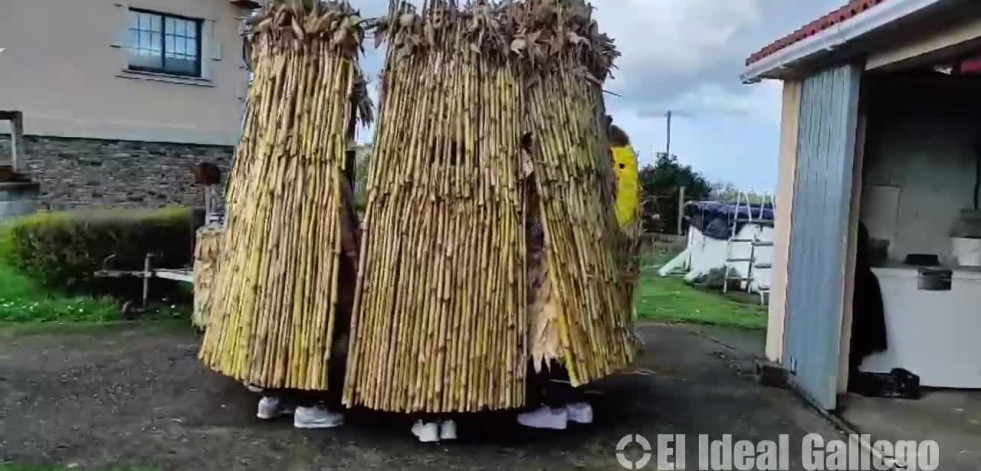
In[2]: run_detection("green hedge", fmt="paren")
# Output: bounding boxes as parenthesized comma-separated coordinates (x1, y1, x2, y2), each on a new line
(0, 207, 196, 290)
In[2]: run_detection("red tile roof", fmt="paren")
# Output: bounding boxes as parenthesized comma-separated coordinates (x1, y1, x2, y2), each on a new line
(960, 56, 981, 74)
(746, 0, 894, 66)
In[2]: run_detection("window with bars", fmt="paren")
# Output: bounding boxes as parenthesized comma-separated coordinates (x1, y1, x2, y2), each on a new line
(128, 10, 202, 77)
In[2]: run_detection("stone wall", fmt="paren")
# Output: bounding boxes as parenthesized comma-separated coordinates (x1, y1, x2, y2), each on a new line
(0, 136, 233, 210)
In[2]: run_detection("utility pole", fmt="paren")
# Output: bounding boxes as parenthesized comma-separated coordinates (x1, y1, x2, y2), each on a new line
(677, 185, 686, 236)
(665, 110, 673, 158)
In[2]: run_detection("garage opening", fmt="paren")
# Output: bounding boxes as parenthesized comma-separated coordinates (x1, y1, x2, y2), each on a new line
(841, 52, 981, 466)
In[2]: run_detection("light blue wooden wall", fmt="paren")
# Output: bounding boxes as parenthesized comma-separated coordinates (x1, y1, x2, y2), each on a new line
(784, 63, 862, 410)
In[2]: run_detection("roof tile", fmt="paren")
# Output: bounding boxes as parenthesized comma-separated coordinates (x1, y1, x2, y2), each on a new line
(746, 0, 893, 66)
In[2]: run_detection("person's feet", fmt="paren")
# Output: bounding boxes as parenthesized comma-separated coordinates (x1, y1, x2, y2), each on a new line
(411, 420, 457, 442)
(412, 420, 440, 443)
(256, 396, 294, 420)
(517, 405, 568, 430)
(566, 402, 594, 424)
(439, 420, 458, 440)
(294, 405, 344, 429)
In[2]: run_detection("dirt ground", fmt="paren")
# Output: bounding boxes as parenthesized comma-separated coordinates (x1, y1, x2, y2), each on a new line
(0, 322, 842, 470)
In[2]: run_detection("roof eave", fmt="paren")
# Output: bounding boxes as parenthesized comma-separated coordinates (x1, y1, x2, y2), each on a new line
(742, 0, 949, 83)
(741, 26, 844, 83)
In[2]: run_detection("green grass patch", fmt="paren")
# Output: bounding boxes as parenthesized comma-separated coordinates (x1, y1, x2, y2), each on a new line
(0, 261, 117, 323)
(637, 276, 767, 330)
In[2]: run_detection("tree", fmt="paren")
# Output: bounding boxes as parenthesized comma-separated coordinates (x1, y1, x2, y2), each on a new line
(639, 153, 712, 234)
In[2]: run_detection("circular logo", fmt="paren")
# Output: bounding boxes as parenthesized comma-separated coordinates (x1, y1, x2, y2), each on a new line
(617, 434, 653, 470)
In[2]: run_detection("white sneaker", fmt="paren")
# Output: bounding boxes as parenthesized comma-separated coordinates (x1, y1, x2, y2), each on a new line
(439, 420, 458, 440)
(256, 396, 293, 420)
(294, 405, 344, 429)
(245, 382, 264, 393)
(413, 421, 440, 443)
(566, 402, 593, 424)
(517, 405, 568, 430)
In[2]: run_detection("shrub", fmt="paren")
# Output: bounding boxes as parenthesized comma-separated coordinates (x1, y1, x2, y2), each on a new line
(0, 207, 195, 290)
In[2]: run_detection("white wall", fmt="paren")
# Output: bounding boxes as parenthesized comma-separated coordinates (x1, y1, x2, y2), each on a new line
(0, 0, 252, 146)
(861, 79, 981, 264)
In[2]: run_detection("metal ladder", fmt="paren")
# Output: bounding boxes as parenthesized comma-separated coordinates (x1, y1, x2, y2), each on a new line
(722, 192, 775, 305)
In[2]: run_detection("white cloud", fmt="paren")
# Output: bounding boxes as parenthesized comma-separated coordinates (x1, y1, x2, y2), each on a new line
(593, 0, 764, 85)
(635, 81, 783, 122)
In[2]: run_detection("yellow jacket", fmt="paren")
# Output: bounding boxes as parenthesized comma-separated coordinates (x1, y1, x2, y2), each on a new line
(612, 145, 640, 228)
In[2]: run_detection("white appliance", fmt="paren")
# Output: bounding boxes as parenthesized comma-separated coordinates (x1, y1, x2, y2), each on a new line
(861, 267, 981, 388)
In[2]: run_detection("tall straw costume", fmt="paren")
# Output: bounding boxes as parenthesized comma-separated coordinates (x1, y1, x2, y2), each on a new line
(199, 0, 372, 392)
(343, 0, 637, 414)
(342, 0, 529, 413)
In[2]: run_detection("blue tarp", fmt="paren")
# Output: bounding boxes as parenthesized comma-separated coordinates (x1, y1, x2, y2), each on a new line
(685, 201, 775, 240)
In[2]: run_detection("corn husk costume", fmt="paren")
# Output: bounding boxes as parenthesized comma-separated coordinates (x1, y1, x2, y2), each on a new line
(342, 0, 636, 414)
(515, 0, 637, 386)
(342, 0, 529, 413)
(198, 0, 372, 391)
(192, 226, 223, 330)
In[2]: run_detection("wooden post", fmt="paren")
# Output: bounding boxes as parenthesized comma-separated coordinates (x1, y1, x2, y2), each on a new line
(677, 185, 686, 236)
(1, 111, 25, 171)
(11, 112, 23, 172)
(837, 113, 868, 393)
(766, 80, 802, 363)
(142, 254, 153, 309)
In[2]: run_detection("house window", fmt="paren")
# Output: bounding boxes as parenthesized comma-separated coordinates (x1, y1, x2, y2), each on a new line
(128, 10, 202, 77)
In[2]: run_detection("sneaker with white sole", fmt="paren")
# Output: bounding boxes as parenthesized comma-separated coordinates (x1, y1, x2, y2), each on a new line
(413, 421, 440, 443)
(256, 396, 294, 420)
(439, 420, 457, 440)
(517, 405, 568, 430)
(566, 402, 593, 424)
(294, 405, 344, 429)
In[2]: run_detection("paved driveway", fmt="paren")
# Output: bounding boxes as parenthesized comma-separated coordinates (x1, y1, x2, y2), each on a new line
(0, 322, 841, 470)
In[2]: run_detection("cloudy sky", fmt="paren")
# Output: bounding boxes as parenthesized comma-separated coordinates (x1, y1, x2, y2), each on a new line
(354, 0, 846, 191)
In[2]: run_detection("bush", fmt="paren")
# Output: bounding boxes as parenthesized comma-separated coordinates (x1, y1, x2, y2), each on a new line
(1, 207, 195, 290)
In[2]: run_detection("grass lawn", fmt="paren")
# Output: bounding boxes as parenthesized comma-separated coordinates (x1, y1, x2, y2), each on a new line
(0, 262, 117, 323)
(636, 275, 767, 330)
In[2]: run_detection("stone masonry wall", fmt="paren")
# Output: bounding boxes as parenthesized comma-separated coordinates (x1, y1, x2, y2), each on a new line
(0, 136, 233, 210)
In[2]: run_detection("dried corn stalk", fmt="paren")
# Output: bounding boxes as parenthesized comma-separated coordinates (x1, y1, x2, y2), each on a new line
(192, 226, 223, 330)
(199, 0, 370, 391)
(342, 0, 527, 413)
(512, 0, 637, 386)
